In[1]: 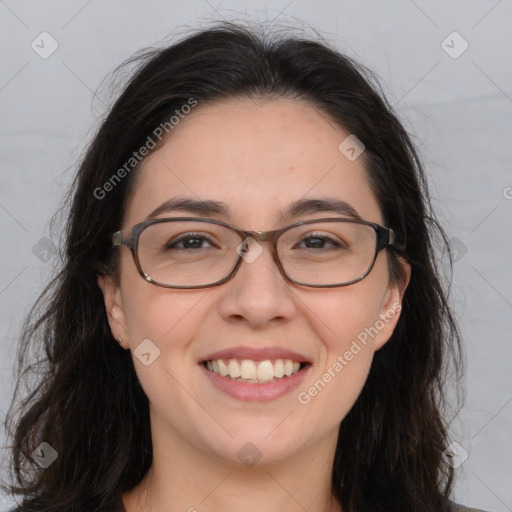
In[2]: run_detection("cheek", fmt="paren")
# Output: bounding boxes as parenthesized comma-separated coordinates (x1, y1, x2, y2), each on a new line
(118, 252, 204, 344)
(296, 295, 380, 428)
(317, 292, 378, 385)
(307, 272, 388, 358)
(297, 257, 390, 415)
(295, 315, 375, 434)
(123, 287, 208, 352)
(120, 288, 209, 419)
(337, 255, 391, 337)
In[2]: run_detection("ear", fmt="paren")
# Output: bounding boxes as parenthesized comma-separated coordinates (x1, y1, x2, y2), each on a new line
(373, 258, 411, 351)
(97, 274, 129, 349)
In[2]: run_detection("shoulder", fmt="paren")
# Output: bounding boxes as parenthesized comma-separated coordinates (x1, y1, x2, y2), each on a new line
(5, 501, 126, 512)
(452, 503, 491, 512)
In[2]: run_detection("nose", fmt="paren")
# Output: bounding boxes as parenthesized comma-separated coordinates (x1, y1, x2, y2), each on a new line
(217, 237, 297, 329)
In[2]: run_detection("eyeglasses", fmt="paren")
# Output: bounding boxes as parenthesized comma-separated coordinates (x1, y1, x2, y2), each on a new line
(112, 217, 403, 289)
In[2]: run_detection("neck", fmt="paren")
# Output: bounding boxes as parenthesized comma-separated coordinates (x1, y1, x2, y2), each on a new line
(122, 410, 342, 512)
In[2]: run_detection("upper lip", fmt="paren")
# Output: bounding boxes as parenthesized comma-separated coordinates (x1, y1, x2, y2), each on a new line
(200, 346, 312, 364)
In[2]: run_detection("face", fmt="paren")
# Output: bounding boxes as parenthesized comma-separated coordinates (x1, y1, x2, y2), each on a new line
(99, 98, 409, 468)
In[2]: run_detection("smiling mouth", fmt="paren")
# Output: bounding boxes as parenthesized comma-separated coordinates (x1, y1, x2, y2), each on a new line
(202, 358, 310, 384)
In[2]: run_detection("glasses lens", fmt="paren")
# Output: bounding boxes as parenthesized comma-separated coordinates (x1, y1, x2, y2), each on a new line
(277, 221, 377, 286)
(136, 220, 378, 287)
(137, 220, 241, 287)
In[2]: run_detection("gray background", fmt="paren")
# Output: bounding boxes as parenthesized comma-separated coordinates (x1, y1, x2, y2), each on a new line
(1, 1, 511, 510)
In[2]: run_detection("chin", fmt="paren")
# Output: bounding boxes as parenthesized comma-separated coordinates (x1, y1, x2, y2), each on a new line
(202, 424, 308, 467)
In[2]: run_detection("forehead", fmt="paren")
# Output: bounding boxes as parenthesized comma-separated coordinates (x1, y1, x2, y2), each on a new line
(123, 98, 382, 228)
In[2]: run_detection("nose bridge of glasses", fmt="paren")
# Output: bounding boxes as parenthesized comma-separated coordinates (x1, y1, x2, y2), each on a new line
(233, 229, 282, 272)
(244, 230, 275, 243)
(237, 229, 282, 261)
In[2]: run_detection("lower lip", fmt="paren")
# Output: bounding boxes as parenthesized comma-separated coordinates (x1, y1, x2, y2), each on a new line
(199, 363, 311, 402)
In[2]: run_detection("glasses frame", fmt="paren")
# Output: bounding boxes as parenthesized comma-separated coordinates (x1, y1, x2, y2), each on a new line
(112, 217, 404, 289)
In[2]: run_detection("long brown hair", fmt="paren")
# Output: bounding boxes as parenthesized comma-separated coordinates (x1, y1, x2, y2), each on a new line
(3, 21, 463, 511)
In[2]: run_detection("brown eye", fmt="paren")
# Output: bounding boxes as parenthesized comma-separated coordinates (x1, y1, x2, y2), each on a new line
(165, 233, 219, 250)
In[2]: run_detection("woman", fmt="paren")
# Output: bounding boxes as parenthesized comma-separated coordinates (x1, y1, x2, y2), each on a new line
(3, 21, 488, 512)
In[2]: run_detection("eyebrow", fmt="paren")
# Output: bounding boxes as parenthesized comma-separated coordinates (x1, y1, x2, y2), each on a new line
(146, 196, 362, 222)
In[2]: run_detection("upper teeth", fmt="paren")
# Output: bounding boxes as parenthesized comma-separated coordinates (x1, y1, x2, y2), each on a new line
(205, 359, 302, 383)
